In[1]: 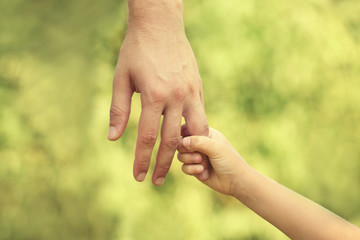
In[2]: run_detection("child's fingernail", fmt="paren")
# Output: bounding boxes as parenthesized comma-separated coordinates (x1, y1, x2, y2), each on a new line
(183, 137, 191, 149)
(155, 177, 165, 186)
(107, 126, 118, 140)
(201, 169, 209, 180)
(194, 154, 202, 162)
(197, 165, 204, 172)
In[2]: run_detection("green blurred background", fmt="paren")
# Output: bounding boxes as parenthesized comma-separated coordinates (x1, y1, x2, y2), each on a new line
(1, 0, 360, 239)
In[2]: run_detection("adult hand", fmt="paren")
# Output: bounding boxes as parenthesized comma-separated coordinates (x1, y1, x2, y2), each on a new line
(108, 0, 209, 186)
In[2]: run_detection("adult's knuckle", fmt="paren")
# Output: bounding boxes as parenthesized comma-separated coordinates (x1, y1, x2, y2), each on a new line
(158, 162, 172, 172)
(137, 158, 150, 168)
(201, 124, 210, 136)
(188, 83, 198, 97)
(191, 123, 209, 136)
(171, 86, 186, 101)
(163, 136, 181, 149)
(110, 105, 129, 117)
(149, 88, 167, 104)
(140, 134, 157, 146)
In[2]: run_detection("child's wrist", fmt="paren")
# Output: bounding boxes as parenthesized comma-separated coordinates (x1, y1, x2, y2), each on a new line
(230, 163, 256, 204)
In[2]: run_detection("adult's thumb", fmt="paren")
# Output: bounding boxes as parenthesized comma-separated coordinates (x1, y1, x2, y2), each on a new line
(108, 73, 133, 141)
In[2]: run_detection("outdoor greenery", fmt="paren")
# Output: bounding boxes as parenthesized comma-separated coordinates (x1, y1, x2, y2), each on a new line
(1, 0, 359, 239)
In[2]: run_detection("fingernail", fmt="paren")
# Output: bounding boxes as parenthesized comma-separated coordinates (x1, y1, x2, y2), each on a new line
(183, 137, 190, 149)
(194, 154, 202, 162)
(155, 177, 165, 186)
(201, 169, 209, 180)
(136, 172, 147, 182)
(107, 126, 118, 140)
(197, 165, 204, 172)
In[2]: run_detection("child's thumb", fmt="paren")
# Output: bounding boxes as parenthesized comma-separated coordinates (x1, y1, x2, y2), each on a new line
(181, 136, 220, 158)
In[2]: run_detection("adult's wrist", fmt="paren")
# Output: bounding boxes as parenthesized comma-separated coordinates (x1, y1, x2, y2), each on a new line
(127, 0, 184, 33)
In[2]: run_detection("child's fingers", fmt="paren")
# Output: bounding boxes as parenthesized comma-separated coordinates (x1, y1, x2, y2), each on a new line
(181, 136, 220, 158)
(177, 140, 194, 153)
(177, 152, 203, 164)
(182, 164, 204, 175)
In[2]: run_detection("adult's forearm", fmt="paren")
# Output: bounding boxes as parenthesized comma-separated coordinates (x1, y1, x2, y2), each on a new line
(127, 0, 184, 33)
(233, 167, 360, 239)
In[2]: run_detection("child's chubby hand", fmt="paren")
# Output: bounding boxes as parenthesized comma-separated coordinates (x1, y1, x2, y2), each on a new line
(177, 125, 250, 196)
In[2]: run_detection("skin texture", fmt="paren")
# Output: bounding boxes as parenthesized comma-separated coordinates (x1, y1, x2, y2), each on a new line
(108, 0, 209, 186)
(177, 127, 360, 240)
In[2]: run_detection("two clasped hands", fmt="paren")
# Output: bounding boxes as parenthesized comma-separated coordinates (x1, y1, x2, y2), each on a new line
(107, 1, 360, 239)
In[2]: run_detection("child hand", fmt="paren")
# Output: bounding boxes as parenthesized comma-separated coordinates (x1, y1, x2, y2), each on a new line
(178, 126, 360, 240)
(177, 126, 250, 196)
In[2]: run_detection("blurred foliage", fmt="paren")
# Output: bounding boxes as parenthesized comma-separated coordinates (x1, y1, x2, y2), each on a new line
(0, 0, 359, 239)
